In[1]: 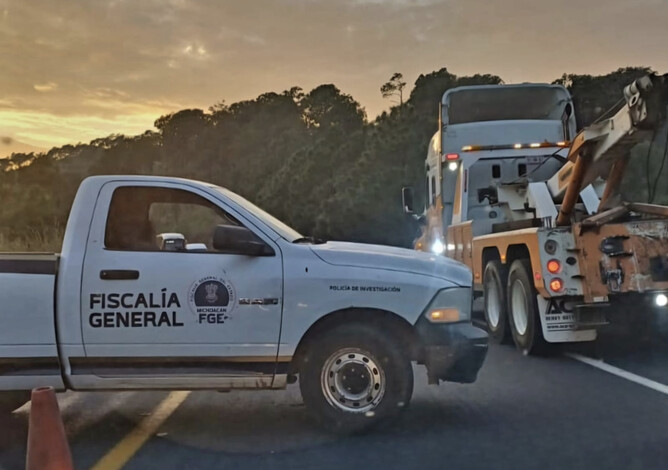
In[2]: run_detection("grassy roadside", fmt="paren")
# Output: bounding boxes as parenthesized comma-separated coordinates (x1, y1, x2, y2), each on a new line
(0, 226, 64, 252)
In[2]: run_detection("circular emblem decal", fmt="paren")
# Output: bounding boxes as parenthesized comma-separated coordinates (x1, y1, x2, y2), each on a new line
(189, 276, 236, 323)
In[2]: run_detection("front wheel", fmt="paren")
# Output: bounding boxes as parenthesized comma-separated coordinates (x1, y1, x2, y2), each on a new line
(299, 323, 413, 434)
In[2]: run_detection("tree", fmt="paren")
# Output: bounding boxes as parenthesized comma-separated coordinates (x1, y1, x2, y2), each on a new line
(380, 73, 407, 105)
(300, 84, 366, 134)
(0, 65, 663, 251)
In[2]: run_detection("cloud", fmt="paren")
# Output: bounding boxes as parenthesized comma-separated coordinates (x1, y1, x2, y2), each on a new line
(218, 27, 266, 46)
(350, 0, 445, 5)
(182, 43, 208, 58)
(33, 82, 58, 92)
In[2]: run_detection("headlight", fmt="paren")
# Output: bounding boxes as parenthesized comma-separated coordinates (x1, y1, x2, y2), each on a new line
(423, 287, 471, 323)
(431, 239, 445, 255)
(655, 293, 668, 307)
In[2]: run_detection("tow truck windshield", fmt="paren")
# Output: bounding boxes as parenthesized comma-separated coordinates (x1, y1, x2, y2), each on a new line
(448, 86, 571, 124)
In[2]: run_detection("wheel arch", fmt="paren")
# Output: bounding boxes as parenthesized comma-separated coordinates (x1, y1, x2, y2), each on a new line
(505, 243, 548, 295)
(506, 243, 531, 265)
(481, 246, 502, 277)
(288, 308, 419, 375)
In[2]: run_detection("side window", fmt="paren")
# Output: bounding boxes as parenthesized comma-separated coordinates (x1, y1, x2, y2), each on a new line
(518, 163, 527, 177)
(105, 186, 238, 252)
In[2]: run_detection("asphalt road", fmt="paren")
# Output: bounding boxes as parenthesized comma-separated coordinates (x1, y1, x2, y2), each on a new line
(1, 313, 668, 470)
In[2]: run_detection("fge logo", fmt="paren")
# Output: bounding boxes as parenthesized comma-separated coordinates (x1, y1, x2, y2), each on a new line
(188, 276, 236, 324)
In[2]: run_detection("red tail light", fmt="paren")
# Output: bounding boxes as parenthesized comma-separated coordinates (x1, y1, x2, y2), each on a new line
(547, 259, 561, 274)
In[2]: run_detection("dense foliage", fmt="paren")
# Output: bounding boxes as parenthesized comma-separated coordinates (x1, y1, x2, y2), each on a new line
(1, 66, 666, 251)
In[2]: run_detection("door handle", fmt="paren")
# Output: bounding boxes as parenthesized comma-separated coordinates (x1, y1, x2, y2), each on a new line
(100, 270, 140, 280)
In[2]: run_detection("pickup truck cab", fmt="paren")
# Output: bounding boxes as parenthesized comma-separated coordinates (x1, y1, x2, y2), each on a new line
(0, 175, 487, 432)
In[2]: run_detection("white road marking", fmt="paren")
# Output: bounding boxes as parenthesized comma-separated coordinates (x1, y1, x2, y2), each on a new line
(566, 353, 668, 396)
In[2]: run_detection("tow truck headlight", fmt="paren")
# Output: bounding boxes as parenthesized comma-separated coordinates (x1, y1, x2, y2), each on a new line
(431, 239, 445, 255)
(424, 287, 471, 323)
(655, 293, 668, 307)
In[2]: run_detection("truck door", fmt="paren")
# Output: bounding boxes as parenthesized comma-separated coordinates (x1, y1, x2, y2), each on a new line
(77, 180, 283, 388)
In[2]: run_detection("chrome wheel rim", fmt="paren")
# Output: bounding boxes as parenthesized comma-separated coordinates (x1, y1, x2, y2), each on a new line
(485, 277, 501, 328)
(511, 280, 529, 336)
(321, 348, 385, 413)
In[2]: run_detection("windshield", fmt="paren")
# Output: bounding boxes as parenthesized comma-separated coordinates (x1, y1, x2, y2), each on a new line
(211, 186, 303, 242)
(447, 86, 570, 124)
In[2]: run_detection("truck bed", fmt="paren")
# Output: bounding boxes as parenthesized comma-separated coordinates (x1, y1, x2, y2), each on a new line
(0, 253, 62, 391)
(0, 253, 58, 275)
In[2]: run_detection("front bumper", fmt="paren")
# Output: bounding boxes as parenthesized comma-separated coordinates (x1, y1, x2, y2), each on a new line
(415, 319, 488, 385)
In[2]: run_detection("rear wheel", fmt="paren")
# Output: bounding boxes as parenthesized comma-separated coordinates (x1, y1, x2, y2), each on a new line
(483, 260, 510, 343)
(507, 259, 549, 355)
(299, 323, 413, 434)
(0, 391, 30, 415)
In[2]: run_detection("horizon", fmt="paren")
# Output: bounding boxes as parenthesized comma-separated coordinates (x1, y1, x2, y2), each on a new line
(1, 65, 658, 159)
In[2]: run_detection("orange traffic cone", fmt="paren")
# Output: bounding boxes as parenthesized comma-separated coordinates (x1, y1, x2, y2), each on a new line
(25, 386, 73, 470)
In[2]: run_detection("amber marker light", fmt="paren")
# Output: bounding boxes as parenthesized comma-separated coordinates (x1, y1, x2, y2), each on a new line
(549, 278, 564, 292)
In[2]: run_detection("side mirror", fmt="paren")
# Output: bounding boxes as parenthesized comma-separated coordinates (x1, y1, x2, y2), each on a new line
(212, 225, 275, 256)
(402, 187, 415, 215)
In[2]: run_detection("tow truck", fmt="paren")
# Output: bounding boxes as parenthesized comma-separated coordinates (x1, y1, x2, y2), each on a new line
(404, 74, 668, 354)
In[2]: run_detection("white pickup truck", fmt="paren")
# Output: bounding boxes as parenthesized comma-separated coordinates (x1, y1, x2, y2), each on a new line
(0, 175, 487, 432)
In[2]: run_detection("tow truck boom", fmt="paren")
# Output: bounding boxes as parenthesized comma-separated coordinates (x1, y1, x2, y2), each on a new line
(552, 74, 668, 225)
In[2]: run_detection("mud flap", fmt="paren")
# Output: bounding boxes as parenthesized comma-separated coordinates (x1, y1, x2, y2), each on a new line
(537, 296, 597, 343)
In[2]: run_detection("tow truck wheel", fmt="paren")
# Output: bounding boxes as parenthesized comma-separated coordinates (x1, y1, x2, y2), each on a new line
(0, 391, 30, 415)
(299, 323, 413, 434)
(483, 260, 510, 344)
(507, 259, 549, 356)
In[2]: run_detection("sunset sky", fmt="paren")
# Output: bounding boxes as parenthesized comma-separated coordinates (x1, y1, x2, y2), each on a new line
(1, 0, 667, 156)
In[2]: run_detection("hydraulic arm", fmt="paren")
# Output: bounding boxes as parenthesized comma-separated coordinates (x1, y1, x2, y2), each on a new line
(547, 74, 668, 226)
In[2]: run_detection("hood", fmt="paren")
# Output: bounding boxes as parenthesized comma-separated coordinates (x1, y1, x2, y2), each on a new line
(310, 241, 472, 286)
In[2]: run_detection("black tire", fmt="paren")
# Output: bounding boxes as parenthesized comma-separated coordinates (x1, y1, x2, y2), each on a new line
(0, 391, 30, 415)
(483, 260, 511, 344)
(507, 259, 549, 356)
(299, 323, 413, 434)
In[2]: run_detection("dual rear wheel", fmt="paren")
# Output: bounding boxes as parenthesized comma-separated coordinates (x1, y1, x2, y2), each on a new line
(483, 258, 548, 355)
